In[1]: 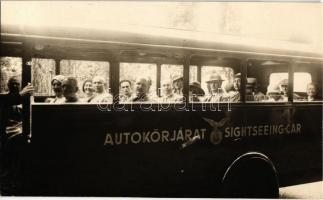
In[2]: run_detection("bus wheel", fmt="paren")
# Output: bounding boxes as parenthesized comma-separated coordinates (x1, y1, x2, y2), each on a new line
(221, 155, 279, 198)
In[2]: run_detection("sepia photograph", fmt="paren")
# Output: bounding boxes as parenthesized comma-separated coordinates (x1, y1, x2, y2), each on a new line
(0, 1, 322, 199)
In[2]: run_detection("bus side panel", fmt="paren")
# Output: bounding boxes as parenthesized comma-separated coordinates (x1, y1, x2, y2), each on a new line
(27, 105, 245, 197)
(242, 105, 322, 187)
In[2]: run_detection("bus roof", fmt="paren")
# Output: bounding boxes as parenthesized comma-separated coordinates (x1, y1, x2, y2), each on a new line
(1, 24, 322, 59)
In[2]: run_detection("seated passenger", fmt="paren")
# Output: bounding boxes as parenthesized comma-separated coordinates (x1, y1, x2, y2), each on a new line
(1, 77, 34, 139)
(90, 76, 112, 103)
(80, 79, 95, 103)
(306, 82, 320, 101)
(172, 75, 183, 96)
(45, 75, 66, 103)
(278, 79, 288, 101)
(119, 79, 132, 103)
(265, 86, 283, 102)
(160, 79, 181, 103)
(62, 77, 79, 103)
(131, 77, 154, 102)
(189, 81, 205, 102)
(224, 73, 241, 102)
(204, 74, 224, 102)
(246, 77, 266, 101)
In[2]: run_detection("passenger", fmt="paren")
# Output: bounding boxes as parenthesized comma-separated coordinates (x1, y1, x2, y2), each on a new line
(45, 75, 66, 103)
(80, 79, 95, 103)
(246, 77, 266, 101)
(204, 74, 224, 102)
(62, 77, 79, 103)
(189, 81, 205, 102)
(306, 83, 319, 101)
(225, 73, 241, 102)
(0, 77, 34, 186)
(119, 79, 132, 103)
(172, 75, 183, 95)
(160, 79, 180, 102)
(132, 77, 153, 102)
(278, 79, 288, 101)
(265, 86, 282, 102)
(0, 77, 34, 143)
(90, 76, 112, 103)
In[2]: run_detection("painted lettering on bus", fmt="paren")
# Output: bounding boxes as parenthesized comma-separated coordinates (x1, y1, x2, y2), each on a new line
(104, 128, 207, 146)
(224, 123, 302, 138)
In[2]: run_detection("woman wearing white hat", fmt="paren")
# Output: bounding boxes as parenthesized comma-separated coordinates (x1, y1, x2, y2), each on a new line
(45, 75, 66, 103)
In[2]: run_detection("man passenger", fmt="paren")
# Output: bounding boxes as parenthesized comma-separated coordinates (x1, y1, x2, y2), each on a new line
(204, 74, 224, 102)
(45, 75, 66, 103)
(62, 77, 79, 103)
(172, 75, 183, 96)
(119, 80, 132, 103)
(132, 77, 153, 102)
(160, 79, 180, 102)
(246, 77, 266, 101)
(1, 77, 34, 142)
(90, 76, 112, 103)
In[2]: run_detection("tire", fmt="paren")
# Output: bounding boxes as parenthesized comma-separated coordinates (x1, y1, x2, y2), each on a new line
(221, 157, 279, 198)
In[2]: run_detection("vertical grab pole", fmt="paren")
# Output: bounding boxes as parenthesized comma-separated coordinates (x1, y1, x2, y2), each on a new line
(22, 40, 33, 139)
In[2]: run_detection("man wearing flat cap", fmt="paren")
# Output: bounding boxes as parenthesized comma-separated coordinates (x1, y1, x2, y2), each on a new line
(246, 77, 265, 101)
(45, 75, 66, 103)
(204, 73, 224, 102)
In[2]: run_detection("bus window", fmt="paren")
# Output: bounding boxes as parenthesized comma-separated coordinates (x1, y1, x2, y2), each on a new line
(0, 57, 22, 94)
(246, 59, 289, 103)
(119, 62, 157, 103)
(60, 60, 111, 103)
(293, 62, 322, 102)
(158, 64, 183, 103)
(190, 65, 234, 103)
(31, 58, 55, 96)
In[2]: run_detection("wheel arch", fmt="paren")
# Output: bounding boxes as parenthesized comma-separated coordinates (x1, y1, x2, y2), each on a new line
(221, 151, 279, 197)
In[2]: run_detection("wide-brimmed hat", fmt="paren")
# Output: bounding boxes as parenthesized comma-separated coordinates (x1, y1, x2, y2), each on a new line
(172, 75, 183, 83)
(189, 81, 205, 96)
(247, 77, 257, 85)
(206, 74, 223, 83)
(267, 85, 280, 94)
(234, 73, 241, 79)
(278, 79, 288, 86)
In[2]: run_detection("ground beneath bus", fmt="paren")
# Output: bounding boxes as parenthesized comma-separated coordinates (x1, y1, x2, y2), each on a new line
(280, 181, 323, 199)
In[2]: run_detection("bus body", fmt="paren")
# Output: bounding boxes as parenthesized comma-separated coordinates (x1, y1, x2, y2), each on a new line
(1, 24, 322, 197)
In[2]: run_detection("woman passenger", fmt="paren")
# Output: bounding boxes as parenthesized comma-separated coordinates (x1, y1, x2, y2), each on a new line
(80, 79, 95, 103)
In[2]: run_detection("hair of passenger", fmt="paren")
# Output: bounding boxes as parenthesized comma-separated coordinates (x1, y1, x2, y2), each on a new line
(65, 76, 78, 88)
(136, 77, 152, 87)
(120, 79, 132, 87)
(7, 76, 20, 87)
(92, 76, 106, 84)
(307, 82, 317, 89)
(82, 79, 93, 92)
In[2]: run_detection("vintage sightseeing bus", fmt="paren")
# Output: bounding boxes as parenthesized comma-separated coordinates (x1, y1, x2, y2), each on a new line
(1, 24, 322, 197)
